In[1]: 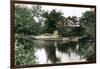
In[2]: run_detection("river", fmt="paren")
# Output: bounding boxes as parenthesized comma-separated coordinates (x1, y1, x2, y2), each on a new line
(32, 39, 93, 64)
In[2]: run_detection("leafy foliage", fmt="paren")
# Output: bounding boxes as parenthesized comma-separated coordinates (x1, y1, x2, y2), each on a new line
(43, 9, 64, 34)
(79, 42, 94, 62)
(15, 37, 37, 65)
(15, 5, 44, 65)
(15, 5, 36, 35)
(79, 10, 94, 39)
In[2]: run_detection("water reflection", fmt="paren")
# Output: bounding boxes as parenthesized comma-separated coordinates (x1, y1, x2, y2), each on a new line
(34, 39, 93, 64)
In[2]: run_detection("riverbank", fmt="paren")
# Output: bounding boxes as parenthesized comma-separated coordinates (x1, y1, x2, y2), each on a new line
(33, 35, 80, 41)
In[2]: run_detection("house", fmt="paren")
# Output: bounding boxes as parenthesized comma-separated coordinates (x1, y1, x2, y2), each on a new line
(56, 18, 80, 28)
(64, 18, 80, 27)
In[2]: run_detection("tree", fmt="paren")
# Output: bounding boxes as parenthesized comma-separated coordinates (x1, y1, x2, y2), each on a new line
(57, 16, 80, 36)
(15, 5, 44, 65)
(71, 16, 78, 24)
(79, 9, 94, 39)
(32, 5, 46, 35)
(15, 5, 37, 35)
(43, 9, 64, 34)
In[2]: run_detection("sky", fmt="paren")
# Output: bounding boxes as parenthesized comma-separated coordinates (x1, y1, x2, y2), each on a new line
(41, 5, 91, 17)
(15, 0, 92, 18)
(16, 3, 91, 18)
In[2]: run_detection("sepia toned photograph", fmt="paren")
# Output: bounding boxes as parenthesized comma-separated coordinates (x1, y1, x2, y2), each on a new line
(10, 1, 96, 68)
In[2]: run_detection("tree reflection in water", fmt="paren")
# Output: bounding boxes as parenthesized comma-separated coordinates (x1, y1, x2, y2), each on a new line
(44, 40, 60, 63)
(34, 39, 94, 64)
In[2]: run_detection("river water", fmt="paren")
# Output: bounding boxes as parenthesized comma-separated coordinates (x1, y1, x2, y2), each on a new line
(33, 39, 91, 64)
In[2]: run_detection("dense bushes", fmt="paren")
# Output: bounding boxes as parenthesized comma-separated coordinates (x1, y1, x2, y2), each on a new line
(15, 5, 39, 65)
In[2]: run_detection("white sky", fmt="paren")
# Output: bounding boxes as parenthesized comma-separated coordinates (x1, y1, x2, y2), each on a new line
(41, 5, 90, 17)
(16, 3, 91, 18)
(15, 0, 93, 17)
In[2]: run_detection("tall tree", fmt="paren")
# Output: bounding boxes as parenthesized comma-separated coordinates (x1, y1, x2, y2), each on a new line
(32, 5, 45, 35)
(15, 5, 36, 35)
(79, 9, 94, 39)
(43, 9, 64, 34)
(15, 4, 44, 65)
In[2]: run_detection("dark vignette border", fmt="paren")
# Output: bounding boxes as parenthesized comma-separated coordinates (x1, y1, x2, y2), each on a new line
(10, 0, 96, 69)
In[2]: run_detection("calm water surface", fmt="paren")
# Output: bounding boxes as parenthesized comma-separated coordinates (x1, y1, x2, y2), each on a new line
(33, 39, 88, 64)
